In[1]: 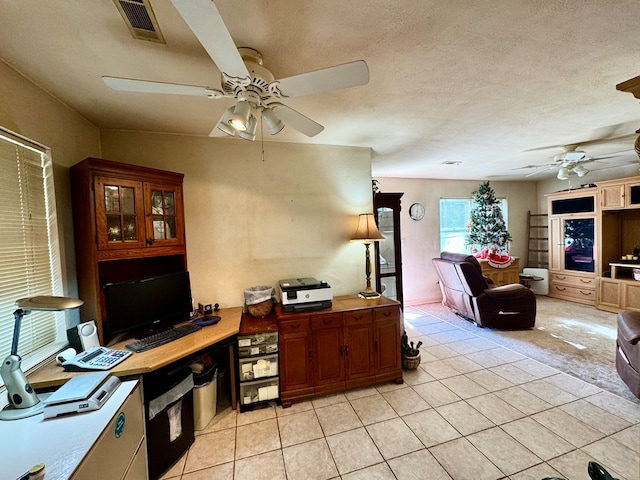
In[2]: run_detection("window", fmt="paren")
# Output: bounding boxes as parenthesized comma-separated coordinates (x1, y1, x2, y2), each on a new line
(439, 197, 508, 253)
(0, 129, 66, 385)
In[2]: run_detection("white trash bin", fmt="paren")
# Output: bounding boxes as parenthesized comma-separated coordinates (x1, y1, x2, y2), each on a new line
(522, 268, 548, 295)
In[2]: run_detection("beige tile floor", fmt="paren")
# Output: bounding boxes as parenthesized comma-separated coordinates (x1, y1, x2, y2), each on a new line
(160, 310, 640, 480)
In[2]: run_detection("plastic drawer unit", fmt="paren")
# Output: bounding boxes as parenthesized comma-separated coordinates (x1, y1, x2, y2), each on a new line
(237, 313, 280, 411)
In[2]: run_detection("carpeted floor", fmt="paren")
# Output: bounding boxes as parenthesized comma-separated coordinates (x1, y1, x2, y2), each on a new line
(407, 296, 639, 404)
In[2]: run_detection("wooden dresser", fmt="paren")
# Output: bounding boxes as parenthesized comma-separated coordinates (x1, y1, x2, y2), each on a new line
(479, 257, 520, 286)
(276, 295, 403, 407)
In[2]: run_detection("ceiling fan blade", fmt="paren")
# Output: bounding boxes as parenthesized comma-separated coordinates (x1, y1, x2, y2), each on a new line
(102, 76, 225, 97)
(524, 165, 553, 177)
(584, 149, 636, 162)
(275, 60, 369, 98)
(170, 0, 249, 79)
(270, 103, 324, 137)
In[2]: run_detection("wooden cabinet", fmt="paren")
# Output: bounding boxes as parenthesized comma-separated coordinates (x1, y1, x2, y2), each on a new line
(278, 316, 314, 400)
(71, 158, 187, 342)
(374, 192, 404, 307)
(546, 188, 598, 306)
(597, 264, 640, 313)
(373, 306, 402, 376)
(594, 176, 640, 313)
(598, 176, 640, 210)
(277, 296, 402, 406)
(479, 257, 520, 286)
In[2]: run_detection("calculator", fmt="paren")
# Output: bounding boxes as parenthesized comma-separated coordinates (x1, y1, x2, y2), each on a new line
(62, 346, 132, 371)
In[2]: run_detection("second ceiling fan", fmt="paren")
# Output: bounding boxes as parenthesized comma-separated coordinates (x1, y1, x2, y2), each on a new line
(103, 0, 369, 140)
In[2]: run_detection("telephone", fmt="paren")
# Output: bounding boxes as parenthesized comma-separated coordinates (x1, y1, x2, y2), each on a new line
(62, 346, 131, 371)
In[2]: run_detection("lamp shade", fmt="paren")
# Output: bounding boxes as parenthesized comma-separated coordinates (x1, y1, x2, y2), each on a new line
(557, 167, 569, 180)
(216, 107, 235, 136)
(573, 164, 588, 177)
(351, 213, 385, 242)
(238, 115, 258, 141)
(262, 107, 284, 135)
(229, 100, 251, 131)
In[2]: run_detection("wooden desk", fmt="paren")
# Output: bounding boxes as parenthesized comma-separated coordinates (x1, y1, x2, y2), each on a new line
(29, 306, 243, 409)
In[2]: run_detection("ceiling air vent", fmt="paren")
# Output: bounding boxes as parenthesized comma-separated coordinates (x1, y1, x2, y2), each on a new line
(113, 0, 165, 43)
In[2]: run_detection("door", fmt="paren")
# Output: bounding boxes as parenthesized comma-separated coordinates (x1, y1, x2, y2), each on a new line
(94, 176, 146, 250)
(344, 310, 374, 382)
(312, 326, 345, 388)
(563, 217, 595, 273)
(374, 192, 404, 307)
(144, 182, 185, 247)
(374, 307, 401, 375)
(279, 319, 314, 396)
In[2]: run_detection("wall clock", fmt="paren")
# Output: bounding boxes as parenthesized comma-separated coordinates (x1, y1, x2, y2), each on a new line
(409, 202, 425, 221)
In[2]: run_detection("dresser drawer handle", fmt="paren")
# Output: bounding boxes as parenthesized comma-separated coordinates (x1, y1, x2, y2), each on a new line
(556, 286, 566, 291)
(580, 290, 592, 295)
(580, 279, 592, 284)
(556, 276, 566, 280)
(289, 323, 300, 329)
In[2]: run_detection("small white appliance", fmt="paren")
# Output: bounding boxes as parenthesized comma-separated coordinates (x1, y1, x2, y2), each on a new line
(279, 278, 332, 312)
(42, 371, 121, 419)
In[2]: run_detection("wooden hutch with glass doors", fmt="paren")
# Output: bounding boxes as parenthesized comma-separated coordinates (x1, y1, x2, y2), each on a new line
(70, 157, 187, 343)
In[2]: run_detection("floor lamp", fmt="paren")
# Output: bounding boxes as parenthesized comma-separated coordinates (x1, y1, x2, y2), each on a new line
(351, 213, 385, 298)
(1, 296, 83, 420)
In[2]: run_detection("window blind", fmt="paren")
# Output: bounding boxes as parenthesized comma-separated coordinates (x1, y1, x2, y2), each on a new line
(0, 129, 65, 380)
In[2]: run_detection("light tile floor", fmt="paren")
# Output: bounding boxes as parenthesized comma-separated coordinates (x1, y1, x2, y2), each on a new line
(160, 309, 640, 480)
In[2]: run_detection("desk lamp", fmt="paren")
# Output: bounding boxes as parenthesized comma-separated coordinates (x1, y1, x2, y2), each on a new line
(1, 296, 83, 420)
(351, 213, 385, 298)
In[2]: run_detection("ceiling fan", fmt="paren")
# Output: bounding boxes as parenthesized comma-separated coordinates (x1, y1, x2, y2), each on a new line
(516, 144, 636, 180)
(102, 0, 369, 140)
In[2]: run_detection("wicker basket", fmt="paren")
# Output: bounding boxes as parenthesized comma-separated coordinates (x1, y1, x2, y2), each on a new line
(402, 354, 421, 371)
(247, 299, 274, 317)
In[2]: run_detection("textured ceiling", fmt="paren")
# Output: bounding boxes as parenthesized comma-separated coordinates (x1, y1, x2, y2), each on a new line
(1, 0, 639, 180)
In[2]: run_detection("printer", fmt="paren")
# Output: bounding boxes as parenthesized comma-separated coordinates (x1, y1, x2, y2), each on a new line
(279, 277, 332, 312)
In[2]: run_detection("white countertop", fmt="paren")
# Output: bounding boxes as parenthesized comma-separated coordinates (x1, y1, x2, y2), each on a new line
(1, 379, 138, 480)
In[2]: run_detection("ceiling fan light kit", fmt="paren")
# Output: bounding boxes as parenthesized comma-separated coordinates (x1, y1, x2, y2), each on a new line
(573, 164, 589, 177)
(217, 107, 236, 136)
(557, 167, 570, 180)
(229, 99, 252, 131)
(262, 107, 284, 135)
(103, 0, 369, 141)
(238, 115, 258, 141)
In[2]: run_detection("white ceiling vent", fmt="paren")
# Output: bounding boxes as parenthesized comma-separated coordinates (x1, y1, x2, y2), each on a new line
(113, 0, 165, 43)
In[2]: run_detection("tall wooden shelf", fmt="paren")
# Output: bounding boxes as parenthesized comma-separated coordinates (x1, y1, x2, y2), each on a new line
(595, 176, 640, 313)
(545, 176, 640, 313)
(70, 157, 187, 343)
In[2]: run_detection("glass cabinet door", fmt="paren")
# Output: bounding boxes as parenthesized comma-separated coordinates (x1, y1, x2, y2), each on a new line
(563, 218, 595, 272)
(374, 193, 404, 308)
(144, 183, 184, 246)
(94, 177, 146, 250)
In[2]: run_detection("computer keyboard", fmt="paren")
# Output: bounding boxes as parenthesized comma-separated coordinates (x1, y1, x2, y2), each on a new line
(125, 323, 202, 353)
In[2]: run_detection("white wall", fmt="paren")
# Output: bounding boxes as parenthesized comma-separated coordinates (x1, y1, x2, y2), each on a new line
(100, 131, 374, 308)
(0, 60, 100, 308)
(373, 177, 538, 305)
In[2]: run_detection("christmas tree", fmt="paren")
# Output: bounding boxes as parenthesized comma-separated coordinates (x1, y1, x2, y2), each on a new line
(466, 181, 512, 255)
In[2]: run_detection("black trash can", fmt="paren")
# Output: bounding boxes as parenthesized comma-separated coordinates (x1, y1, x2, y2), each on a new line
(144, 366, 195, 480)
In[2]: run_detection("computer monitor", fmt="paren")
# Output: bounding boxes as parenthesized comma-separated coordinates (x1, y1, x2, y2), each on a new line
(103, 271, 193, 340)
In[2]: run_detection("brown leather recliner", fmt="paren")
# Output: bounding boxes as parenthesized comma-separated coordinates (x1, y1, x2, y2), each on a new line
(432, 251, 536, 329)
(617, 311, 640, 399)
